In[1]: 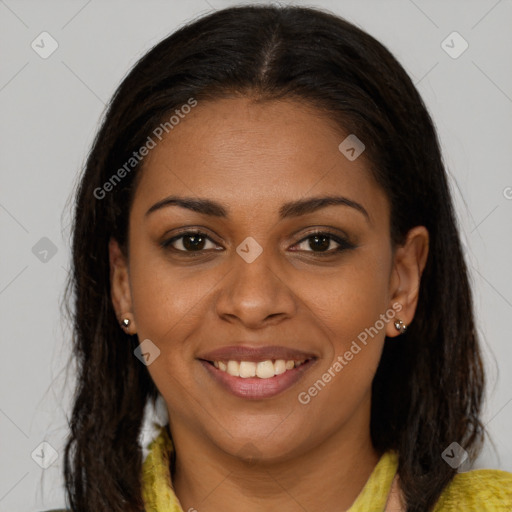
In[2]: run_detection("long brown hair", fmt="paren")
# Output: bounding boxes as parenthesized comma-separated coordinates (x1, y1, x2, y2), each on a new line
(63, 5, 485, 511)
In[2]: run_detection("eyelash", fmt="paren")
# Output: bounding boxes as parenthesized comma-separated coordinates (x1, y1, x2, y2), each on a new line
(160, 229, 355, 257)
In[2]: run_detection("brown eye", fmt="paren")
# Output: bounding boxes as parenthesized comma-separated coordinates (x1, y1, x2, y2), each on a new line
(181, 233, 207, 251)
(162, 231, 218, 252)
(304, 234, 332, 252)
(293, 231, 355, 254)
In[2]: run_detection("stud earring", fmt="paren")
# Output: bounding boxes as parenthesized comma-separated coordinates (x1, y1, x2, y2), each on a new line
(120, 317, 136, 335)
(394, 319, 407, 334)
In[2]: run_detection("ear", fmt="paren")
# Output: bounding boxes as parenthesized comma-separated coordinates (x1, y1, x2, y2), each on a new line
(109, 238, 136, 334)
(385, 226, 429, 338)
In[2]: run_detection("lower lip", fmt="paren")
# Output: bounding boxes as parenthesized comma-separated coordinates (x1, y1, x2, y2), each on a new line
(199, 359, 316, 399)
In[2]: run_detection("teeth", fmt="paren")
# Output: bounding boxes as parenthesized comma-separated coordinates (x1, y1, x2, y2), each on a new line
(227, 360, 239, 375)
(256, 360, 274, 379)
(239, 361, 256, 378)
(212, 358, 308, 379)
(274, 359, 286, 375)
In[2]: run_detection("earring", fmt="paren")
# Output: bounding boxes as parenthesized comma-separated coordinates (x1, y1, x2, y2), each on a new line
(394, 319, 407, 334)
(121, 316, 136, 335)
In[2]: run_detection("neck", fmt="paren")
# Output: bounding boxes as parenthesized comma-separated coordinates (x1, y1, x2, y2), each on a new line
(170, 396, 380, 512)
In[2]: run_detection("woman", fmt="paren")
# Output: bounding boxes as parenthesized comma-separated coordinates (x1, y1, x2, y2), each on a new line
(57, 4, 512, 512)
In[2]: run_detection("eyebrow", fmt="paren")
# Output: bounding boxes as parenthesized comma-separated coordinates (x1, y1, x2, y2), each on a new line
(145, 195, 370, 222)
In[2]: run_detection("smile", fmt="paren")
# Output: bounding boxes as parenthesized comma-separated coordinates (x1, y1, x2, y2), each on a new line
(211, 359, 308, 378)
(200, 357, 316, 399)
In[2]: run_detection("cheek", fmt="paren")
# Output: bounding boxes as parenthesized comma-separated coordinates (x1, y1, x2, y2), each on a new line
(126, 238, 216, 374)
(127, 253, 215, 405)
(127, 223, 216, 332)
(300, 246, 392, 406)
(309, 252, 392, 348)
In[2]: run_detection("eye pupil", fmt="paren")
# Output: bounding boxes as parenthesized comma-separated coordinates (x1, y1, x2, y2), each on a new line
(309, 235, 330, 252)
(183, 234, 206, 251)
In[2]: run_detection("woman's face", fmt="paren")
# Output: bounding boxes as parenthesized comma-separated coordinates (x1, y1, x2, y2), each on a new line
(110, 97, 427, 462)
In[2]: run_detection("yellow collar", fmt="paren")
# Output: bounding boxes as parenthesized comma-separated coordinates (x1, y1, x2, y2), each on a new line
(141, 424, 399, 512)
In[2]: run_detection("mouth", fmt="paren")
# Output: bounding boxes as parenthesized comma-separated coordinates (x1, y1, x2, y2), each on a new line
(209, 358, 310, 378)
(197, 345, 318, 399)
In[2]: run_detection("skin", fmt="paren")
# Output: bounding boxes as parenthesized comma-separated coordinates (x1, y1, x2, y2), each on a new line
(110, 97, 429, 512)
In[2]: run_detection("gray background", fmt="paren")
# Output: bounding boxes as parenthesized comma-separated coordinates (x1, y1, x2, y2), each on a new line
(0, 0, 511, 510)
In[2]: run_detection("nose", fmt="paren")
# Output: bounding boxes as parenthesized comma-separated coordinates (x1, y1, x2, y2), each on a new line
(215, 246, 298, 329)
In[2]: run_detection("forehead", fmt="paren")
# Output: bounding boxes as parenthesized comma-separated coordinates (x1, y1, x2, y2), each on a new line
(131, 97, 388, 223)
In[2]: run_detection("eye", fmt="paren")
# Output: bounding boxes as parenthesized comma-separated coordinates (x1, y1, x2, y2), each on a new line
(292, 231, 354, 255)
(161, 230, 220, 253)
(161, 229, 355, 257)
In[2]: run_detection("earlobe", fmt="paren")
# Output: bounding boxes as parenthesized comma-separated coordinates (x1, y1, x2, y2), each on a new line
(109, 238, 137, 334)
(386, 226, 429, 338)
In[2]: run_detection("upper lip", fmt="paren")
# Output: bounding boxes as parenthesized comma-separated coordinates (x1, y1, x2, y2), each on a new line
(198, 345, 317, 362)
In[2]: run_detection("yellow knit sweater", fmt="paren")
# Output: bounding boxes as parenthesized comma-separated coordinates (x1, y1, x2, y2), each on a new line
(141, 424, 512, 512)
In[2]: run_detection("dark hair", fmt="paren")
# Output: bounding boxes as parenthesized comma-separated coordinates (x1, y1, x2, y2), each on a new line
(63, 5, 485, 512)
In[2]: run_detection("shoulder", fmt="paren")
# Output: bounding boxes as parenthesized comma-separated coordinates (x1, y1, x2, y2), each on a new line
(433, 468, 512, 511)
